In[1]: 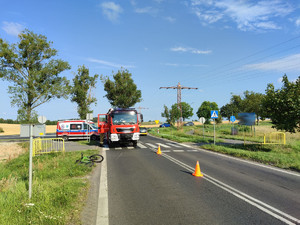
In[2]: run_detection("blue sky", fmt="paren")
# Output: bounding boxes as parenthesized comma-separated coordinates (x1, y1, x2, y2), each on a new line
(1, 0, 300, 122)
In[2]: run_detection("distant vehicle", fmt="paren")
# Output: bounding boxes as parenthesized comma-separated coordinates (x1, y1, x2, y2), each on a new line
(159, 123, 171, 127)
(184, 122, 194, 126)
(139, 126, 148, 136)
(56, 120, 99, 141)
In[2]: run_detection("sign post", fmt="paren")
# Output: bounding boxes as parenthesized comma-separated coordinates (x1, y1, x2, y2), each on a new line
(211, 110, 218, 145)
(29, 124, 33, 199)
(86, 113, 93, 142)
(199, 117, 206, 139)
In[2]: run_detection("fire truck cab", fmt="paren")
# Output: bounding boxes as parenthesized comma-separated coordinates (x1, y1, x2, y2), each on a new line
(98, 108, 142, 147)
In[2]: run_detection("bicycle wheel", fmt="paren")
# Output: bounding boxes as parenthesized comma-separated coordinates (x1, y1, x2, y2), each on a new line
(89, 154, 104, 163)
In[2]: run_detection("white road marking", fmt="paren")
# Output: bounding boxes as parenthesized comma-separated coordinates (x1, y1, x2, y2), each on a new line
(145, 143, 157, 148)
(137, 143, 147, 148)
(173, 150, 185, 152)
(166, 143, 180, 147)
(96, 150, 109, 225)
(158, 143, 171, 148)
(178, 143, 191, 148)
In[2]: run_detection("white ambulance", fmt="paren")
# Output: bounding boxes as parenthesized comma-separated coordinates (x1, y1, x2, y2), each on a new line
(56, 120, 99, 141)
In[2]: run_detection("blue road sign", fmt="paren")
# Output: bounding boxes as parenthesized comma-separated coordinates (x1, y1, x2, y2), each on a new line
(211, 110, 218, 119)
(230, 116, 236, 122)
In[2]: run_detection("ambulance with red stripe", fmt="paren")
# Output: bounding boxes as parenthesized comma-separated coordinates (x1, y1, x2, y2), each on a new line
(56, 120, 99, 141)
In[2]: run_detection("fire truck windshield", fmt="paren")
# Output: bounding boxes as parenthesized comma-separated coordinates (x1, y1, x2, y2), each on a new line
(112, 111, 137, 125)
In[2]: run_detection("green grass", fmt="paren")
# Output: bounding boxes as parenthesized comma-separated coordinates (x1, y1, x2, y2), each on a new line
(0, 144, 99, 225)
(149, 125, 300, 172)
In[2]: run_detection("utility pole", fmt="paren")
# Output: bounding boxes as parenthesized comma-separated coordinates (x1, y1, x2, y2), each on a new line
(160, 82, 198, 126)
(136, 106, 149, 114)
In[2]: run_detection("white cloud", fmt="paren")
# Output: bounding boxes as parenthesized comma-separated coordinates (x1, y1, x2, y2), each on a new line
(163, 62, 208, 67)
(188, 0, 294, 31)
(87, 58, 135, 69)
(100, 2, 123, 23)
(2, 21, 24, 36)
(244, 54, 300, 72)
(296, 18, 300, 27)
(165, 16, 176, 23)
(170, 46, 211, 54)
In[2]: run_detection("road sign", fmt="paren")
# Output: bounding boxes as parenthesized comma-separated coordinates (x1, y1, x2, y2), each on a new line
(199, 117, 206, 124)
(230, 116, 236, 122)
(155, 120, 159, 124)
(38, 115, 47, 124)
(86, 113, 93, 120)
(211, 110, 218, 119)
(238, 113, 255, 126)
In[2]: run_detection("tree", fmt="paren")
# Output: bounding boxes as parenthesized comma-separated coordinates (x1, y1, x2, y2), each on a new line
(263, 75, 300, 133)
(161, 104, 180, 125)
(220, 103, 235, 121)
(101, 68, 142, 108)
(242, 91, 264, 125)
(196, 101, 221, 124)
(171, 102, 193, 121)
(0, 30, 70, 122)
(71, 65, 99, 119)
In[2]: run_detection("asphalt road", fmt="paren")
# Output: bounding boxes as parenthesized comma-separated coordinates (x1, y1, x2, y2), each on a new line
(93, 135, 300, 225)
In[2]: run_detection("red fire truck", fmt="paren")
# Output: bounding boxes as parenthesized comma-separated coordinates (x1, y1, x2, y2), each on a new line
(98, 108, 142, 147)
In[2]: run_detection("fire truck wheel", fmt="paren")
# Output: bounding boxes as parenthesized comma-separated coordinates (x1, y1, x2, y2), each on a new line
(62, 135, 68, 141)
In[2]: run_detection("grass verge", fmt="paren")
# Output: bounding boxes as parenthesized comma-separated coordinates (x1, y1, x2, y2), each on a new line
(0, 143, 99, 225)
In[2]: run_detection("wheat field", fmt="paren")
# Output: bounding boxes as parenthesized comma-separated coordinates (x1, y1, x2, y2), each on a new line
(0, 123, 57, 135)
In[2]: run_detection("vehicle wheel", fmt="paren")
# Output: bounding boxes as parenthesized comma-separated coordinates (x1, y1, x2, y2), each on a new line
(108, 141, 115, 148)
(133, 141, 137, 148)
(90, 135, 97, 141)
(62, 135, 68, 141)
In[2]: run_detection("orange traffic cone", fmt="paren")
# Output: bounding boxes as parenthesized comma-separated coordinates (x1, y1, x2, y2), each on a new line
(192, 161, 203, 177)
(157, 144, 162, 155)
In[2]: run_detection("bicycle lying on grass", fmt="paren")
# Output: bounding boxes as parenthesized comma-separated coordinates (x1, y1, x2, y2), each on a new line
(75, 153, 104, 166)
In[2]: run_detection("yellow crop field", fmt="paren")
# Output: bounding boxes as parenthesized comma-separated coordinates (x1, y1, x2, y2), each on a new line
(0, 123, 57, 135)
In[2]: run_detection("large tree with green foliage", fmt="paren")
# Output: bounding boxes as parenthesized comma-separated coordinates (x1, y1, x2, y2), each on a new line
(171, 102, 193, 121)
(263, 75, 300, 133)
(0, 29, 70, 122)
(71, 65, 99, 119)
(241, 91, 264, 125)
(101, 68, 142, 108)
(196, 101, 221, 124)
(220, 103, 235, 121)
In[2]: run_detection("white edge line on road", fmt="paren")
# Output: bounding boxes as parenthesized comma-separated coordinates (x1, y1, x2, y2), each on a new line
(96, 150, 109, 225)
(149, 134, 300, 178)
(160, 152, 300, 225)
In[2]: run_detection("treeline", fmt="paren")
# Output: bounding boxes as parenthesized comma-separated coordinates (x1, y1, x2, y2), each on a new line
(0, 118, 58, 125)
